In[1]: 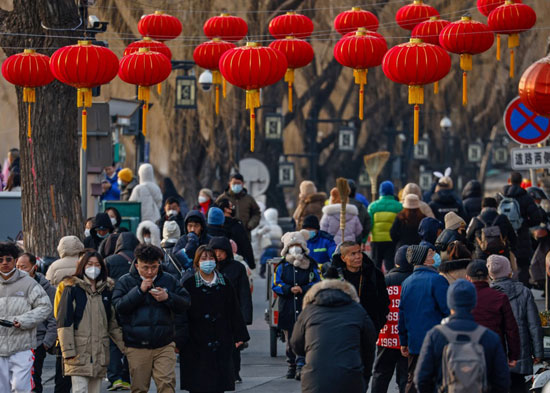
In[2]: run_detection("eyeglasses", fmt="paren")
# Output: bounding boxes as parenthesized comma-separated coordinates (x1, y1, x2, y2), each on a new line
(0, 257, 14, 263)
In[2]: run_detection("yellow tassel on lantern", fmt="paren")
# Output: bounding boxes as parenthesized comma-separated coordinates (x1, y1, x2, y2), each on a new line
(157, 83, 162, 95)
(285, 68, 295, 112)
(353, 69, 368, 120)
(27, 103, 32, 138)
(138, 86, 151, 136)
(215, 85, 220, 115)
(142, 103, 148, 137)
(459, 54, 472, 107)
(222, 78, 227, 98)
(211, 70, 223, 114)
(82, 109, 87, 150)
(245, 89, 260, 152)
(496, 34, 501, 61)
(462, 72, 468, 106)
(434, 81, 439, 95)
(23, 87, 36, 138)
(408, 86, 424, 145)
(414, 105, 420, 145)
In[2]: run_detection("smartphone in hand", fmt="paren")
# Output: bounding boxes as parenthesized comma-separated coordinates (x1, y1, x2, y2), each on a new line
(0, 319, 14, 327)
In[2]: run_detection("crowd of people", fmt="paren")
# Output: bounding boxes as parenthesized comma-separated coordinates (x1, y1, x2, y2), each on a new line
(1, 162, 549, 393)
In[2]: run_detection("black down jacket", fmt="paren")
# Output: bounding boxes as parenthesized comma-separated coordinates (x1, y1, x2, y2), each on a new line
(462, 180, 483, 223)
(173, 210, 212, 261)
(290, 279, 377, 393)
(105, 232, 139, 281)
(429, 190, 466, 223)
(112, 264, 191, 349)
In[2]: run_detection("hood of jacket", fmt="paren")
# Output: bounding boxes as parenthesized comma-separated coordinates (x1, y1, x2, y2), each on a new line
(504, 184, 527, 199)
(322, 203, 358, 217)
(115, 231, 140, 254)
(432, 189, 460, 205)
(303, 192, 327, 204)
(209, 236, 234, 260)
(462, 180, 482, 200)
(0, 268, 27, 285)
(91, 212, 114, 233)
(264, 208, 279, 225)
(136, 220, 161, 246)
(402, 183, 422, 200)
(418, 217, 444, 245)
(302, 279, 359, 309)
(184, 210, 207, 235)
(57, 235, 84, 258)
(138, 163, 155, 184)
(491, 277, 524, 301)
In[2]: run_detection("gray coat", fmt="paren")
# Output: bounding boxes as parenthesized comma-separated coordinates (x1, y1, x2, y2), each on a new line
(491, 278, 543, 374)
(35, 273, 57, 348)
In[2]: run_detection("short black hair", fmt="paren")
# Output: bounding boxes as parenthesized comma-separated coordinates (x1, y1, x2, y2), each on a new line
(20, 253, 37, 265)
(231, 173, 244, 182)
(511, 172, 522, 185)
(340, 241, 359, 256)
(165, 196, 179, 206)
(135, 244, 164, 263)
(482, 197, 497, 208)
(216, 198, 232, 211)
(0, 242, 20, 259)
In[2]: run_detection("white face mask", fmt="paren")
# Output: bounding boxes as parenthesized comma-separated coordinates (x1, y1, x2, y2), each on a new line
(167, 210, 177, 217)
(140, 275, 157, 282)
(117, 180, 124, 188)
(198, 196, 208, 204)
(110, 217, 117, 226)
(143, 237, 152, 244)
(289, 246, 303, 256)
(85, 267, 101, 280)
(0, 267, 16, 277)
(84, 229, 91, 237)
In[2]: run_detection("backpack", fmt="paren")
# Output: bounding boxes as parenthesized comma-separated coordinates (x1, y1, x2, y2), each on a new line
(498, 196, 523, 231)
(436, 324, 488, 393)
(475, 216, 506, 254)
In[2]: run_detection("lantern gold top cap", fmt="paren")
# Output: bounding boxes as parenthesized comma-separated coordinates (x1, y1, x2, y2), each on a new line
(138, 47, 149, 53)
(154, 10, 164, 15)
(212, 37, 221, 42)
(429, 16, 439, 21)
(413, 0, 423, 4)
(286, 11, 296, 15)
(410, 38, 423, 44)
(461, 16, 472, 21)
(78, 40, 91, 46)
(220, 13, 230, 16)
(285, 35, 295, 40)
(23, 49, 35, 54)
(143, 36, 152, 41)
(356, 27, 367, 35)
(246, 42, 259, 47)
(351, 7, 361, 11)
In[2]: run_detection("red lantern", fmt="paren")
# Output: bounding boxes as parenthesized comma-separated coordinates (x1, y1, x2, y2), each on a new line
(382, 38, 451, 144)
(269, 12, 314, 39)
(488, 1, 536, 78)
(138, 11, 182, 41)
(334, 28, 387, 120)
(439, 16, 494, 106)
(2, 49, 54, 138)
(334, 7, 379, 35)
(219, 43, 287, 151)
(519, 56, 550, 117)
(269, 38, 314, 112)
(395, 0, 439, 31)
(50, 41, 119, 150)
(118, 48, 172, 136)
(203, 14, 248, 42)
(124, 37, 172, 60)
(477, 0, 521, 17)
(193, 39, 236, 114)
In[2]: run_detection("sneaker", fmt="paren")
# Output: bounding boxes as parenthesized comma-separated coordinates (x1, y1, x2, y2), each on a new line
(119, 381, 131, 390)
(295, 367, 302, 381)
(108, 379, 124, 391)
(235, 374, 242, 384)
(286, 367, 296, 379)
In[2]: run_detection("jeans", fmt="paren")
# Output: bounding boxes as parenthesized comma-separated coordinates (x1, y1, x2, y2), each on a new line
(107, 339, 130, 383)
(371, 346, 408, 393)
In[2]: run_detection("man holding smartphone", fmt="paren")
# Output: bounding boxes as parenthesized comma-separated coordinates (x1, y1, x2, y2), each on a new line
(0, 242, 52, 393)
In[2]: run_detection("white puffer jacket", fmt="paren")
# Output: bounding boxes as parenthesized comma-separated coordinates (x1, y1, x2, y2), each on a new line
(0, 270, 52, 356)
(257, 208, 283, 249)
(129, 164, 163, 223)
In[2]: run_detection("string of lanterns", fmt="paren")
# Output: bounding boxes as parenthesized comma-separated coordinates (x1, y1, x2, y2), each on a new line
(0, 2, 546, 155)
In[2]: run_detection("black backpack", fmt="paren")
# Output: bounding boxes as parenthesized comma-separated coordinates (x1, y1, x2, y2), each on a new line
(475, 216, 506, 254)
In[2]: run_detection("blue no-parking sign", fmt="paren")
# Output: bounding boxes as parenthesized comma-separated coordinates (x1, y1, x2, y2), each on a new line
(504, 97, 550, 145)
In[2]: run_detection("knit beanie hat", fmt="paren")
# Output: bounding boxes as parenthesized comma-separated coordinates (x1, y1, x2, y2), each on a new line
(162, 220, 180, 241)
(207, 207, 225, 226)
(487, 254, 512, 279)
(302, 215, 320, 230)
(447, 279, 477, 312)
(299, 180, 317, 197)
(379, 181, 395, 197)
(118, 168, 133, 183)
(444, 212, 466, 230)
(395, 245, 410, 268)
(406, 245, 430, 266)
(199, 188, 214, 201)
(281, 230, 310, 256)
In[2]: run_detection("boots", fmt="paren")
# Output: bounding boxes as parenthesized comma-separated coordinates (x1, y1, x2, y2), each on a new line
(259, 264, 266, 279)
(295, 365, 302, 381)
(286, 365, 296, 379)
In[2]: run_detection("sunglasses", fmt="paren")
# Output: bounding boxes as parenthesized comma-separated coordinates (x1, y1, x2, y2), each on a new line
(0, 256, 15, 263)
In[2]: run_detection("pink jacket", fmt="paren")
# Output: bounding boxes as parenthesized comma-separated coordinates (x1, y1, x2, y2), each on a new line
(320, 204, 363, 244)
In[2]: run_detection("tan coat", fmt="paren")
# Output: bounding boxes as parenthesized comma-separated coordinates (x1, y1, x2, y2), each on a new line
(46, 236, 84, 287)
(293, 192, 327, 230)
(57, 276, 124, 378)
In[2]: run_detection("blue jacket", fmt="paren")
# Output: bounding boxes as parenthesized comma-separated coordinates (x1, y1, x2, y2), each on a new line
(418, 217, 444, 251)
(307, 231, 337, 265)
(100, 183, 120, 201)
(414, 313, 510, 393)
(398, 266, 450, 354)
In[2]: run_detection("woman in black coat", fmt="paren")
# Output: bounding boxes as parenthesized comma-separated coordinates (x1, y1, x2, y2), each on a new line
(390, 195, 426, 249)
(181, 245, 250, 393)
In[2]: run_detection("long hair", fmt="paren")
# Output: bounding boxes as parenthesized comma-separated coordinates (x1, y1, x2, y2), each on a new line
(397, 208, 425, 228)
(193, 245, 218, 270)
(74, 249, 108, 282)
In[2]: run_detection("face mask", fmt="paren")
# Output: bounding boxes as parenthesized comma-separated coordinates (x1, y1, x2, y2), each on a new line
(231, 184, 243, 194)
(289, 246, 303, 256)
(117, 180, 124, 188)
(85, 267, 101, 280)
(432, 253, 442, 268)
(308, 231, 317, 239)
(97, 232, 108, 239)
(198, 196, 208, 204)
(139, 275, 157, 282)
(167, 210, 177, 217)
(84, 229, 91, 237)
(144, 237, 152, 244)
(0, 267, 16, 277)
(110, 217, 117, 227)
(199, 260, 216, 274)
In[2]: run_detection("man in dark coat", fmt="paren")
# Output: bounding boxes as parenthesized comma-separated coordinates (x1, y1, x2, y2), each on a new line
(105, 232, 139, 281)
(348, 179, 372, 243)
(466, 197, 518, 259)
(217, 198, 256, 269)
(173, 210, 212, 261)
(371, 246, 413, 393)
(156, 196, 185, 235)
(331, 241, 390, 335)
(428, 177, 466, 223)
(462, 179, 483, 223)
(290, 279, 377, 393)
(83, 212, 114, 251)
(414, 279, 510, 393)
(209, 236, 252, 383)
(112, 244, 191, 393)
(502, 171, 543, 286)
(273, 230, 321, 380)
(466, 260, 520, 366)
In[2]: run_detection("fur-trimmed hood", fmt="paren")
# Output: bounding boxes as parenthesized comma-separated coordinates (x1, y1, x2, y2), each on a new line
(62, 275, 115, 293)
(303, 279, 359, 309)
(322, 203, 358, 216)
(137, 220, 161, 247)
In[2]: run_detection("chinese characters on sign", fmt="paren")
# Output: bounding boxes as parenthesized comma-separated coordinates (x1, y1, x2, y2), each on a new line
(511, 147, 550, 170)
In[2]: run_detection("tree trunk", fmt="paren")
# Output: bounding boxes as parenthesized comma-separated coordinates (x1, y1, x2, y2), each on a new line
(0, 0, 83, 257)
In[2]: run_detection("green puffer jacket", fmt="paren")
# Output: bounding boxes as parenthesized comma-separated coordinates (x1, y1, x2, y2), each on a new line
(368, 196, 403, 242)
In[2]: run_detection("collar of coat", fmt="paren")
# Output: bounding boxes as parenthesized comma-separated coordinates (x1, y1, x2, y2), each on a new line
(194, 271, 226, 288)
(62, 275, 114, 294)
(322, 203, 358, 216)
(302, 279, 359, 309)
